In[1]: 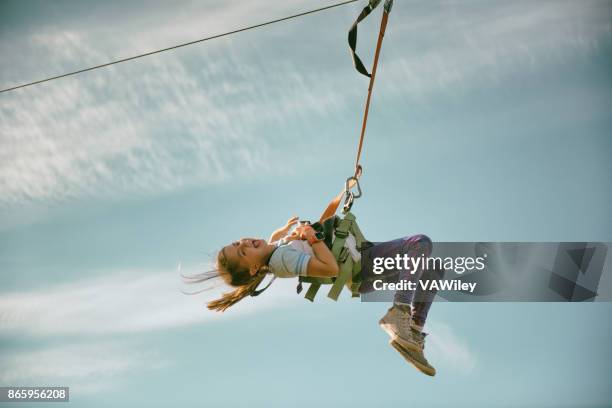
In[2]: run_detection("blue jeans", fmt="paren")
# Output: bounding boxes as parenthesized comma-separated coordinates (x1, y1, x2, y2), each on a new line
(361, 235, 444, 326)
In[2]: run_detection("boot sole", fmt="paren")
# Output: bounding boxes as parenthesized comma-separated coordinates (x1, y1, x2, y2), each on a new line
(389, 339, 436, 377)
(379, 319, 421, 352)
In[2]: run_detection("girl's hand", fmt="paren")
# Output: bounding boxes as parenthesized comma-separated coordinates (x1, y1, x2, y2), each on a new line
(284, 224, 308, 242)
(292, 224, 315, 240)
(281, 216, 300, 235)
(268, 216, 299, 243)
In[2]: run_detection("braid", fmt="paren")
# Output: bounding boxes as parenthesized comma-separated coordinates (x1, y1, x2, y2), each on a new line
(207, 272, 266, 312)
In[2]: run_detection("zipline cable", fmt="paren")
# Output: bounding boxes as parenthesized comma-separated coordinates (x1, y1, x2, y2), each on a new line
(0, 0, 358, 94)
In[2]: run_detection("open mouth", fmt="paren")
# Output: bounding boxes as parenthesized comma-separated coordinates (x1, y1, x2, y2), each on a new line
(253, 239, 260, 248)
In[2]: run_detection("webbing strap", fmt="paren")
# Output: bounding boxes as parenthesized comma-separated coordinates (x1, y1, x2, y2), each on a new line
(319, 0, 393, 223)
(329, 220, 365, 299)
(350, 217, 366, 246)
(348, 0, 382, 78)
(305, 282, 321, 302)
(330, 216, 353, 258)
(328, 257, 354, 300)
(351, 264, 362, 296)
(354, 0, 392, 172)
(299, 276, 334, 284)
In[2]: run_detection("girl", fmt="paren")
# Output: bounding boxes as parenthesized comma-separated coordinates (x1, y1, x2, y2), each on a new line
(187, 216, 444, 376)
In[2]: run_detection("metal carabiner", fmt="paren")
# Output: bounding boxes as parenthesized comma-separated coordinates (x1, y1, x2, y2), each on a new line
(344, 176, 362, 199)
(343, 191, 355, 213)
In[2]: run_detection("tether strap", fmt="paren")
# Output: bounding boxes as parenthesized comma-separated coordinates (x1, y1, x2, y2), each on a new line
(319, 0, 392, 222)
(354, 0, 392, 172)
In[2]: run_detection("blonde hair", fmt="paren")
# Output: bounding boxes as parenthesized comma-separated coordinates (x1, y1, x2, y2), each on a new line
(206, 248, 268, 312)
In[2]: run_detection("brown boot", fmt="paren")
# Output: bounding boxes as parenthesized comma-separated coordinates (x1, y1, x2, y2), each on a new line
(378, 304, 420, 352)
(389, 335, 436, 377)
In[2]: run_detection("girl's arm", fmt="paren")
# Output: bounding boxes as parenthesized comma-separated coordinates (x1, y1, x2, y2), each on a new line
(307, 240, 340, 278)
(268, 216, 299, 243)
(298, 226, 339, 278)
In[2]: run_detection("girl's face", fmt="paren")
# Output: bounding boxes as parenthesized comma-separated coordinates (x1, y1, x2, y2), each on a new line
(222, 238, 271, 274)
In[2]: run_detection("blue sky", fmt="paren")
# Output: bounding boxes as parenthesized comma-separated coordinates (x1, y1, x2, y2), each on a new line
(1, 0, 611, 407)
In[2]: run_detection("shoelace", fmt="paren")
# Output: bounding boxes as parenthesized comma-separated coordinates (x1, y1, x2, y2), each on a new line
(398, 309, 412, 334)
(411, 329, 428, 350)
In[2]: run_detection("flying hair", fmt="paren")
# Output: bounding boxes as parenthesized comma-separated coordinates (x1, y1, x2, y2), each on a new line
(181, 248, 269, 312)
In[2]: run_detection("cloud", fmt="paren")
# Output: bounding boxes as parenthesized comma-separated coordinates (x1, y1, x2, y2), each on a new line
(381, 0, 612, 97)
(0, 2, 348, 210)
(427, 320, 477, 374)
(0, 265, 301, 394)
(0, 37, 340, 208)
(0, 267, 300, 336)
(1, 0, 609, 215)
(0, 340, 165, 395)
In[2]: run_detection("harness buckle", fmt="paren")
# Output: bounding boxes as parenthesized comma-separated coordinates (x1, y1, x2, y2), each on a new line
(335, 228, 349, 239)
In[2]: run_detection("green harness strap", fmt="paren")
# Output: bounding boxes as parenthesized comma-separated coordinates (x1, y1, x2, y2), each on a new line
(348, 216, 366, 296)
(300, 211, 366, 302)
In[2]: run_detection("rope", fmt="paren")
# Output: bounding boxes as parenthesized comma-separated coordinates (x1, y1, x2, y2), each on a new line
(0, 0, 359, 94)
(353, 0, 392, 177)
(319, 0, 392, 221)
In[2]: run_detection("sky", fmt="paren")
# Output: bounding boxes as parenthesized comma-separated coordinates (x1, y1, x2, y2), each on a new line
(1, 0, 611, 407)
